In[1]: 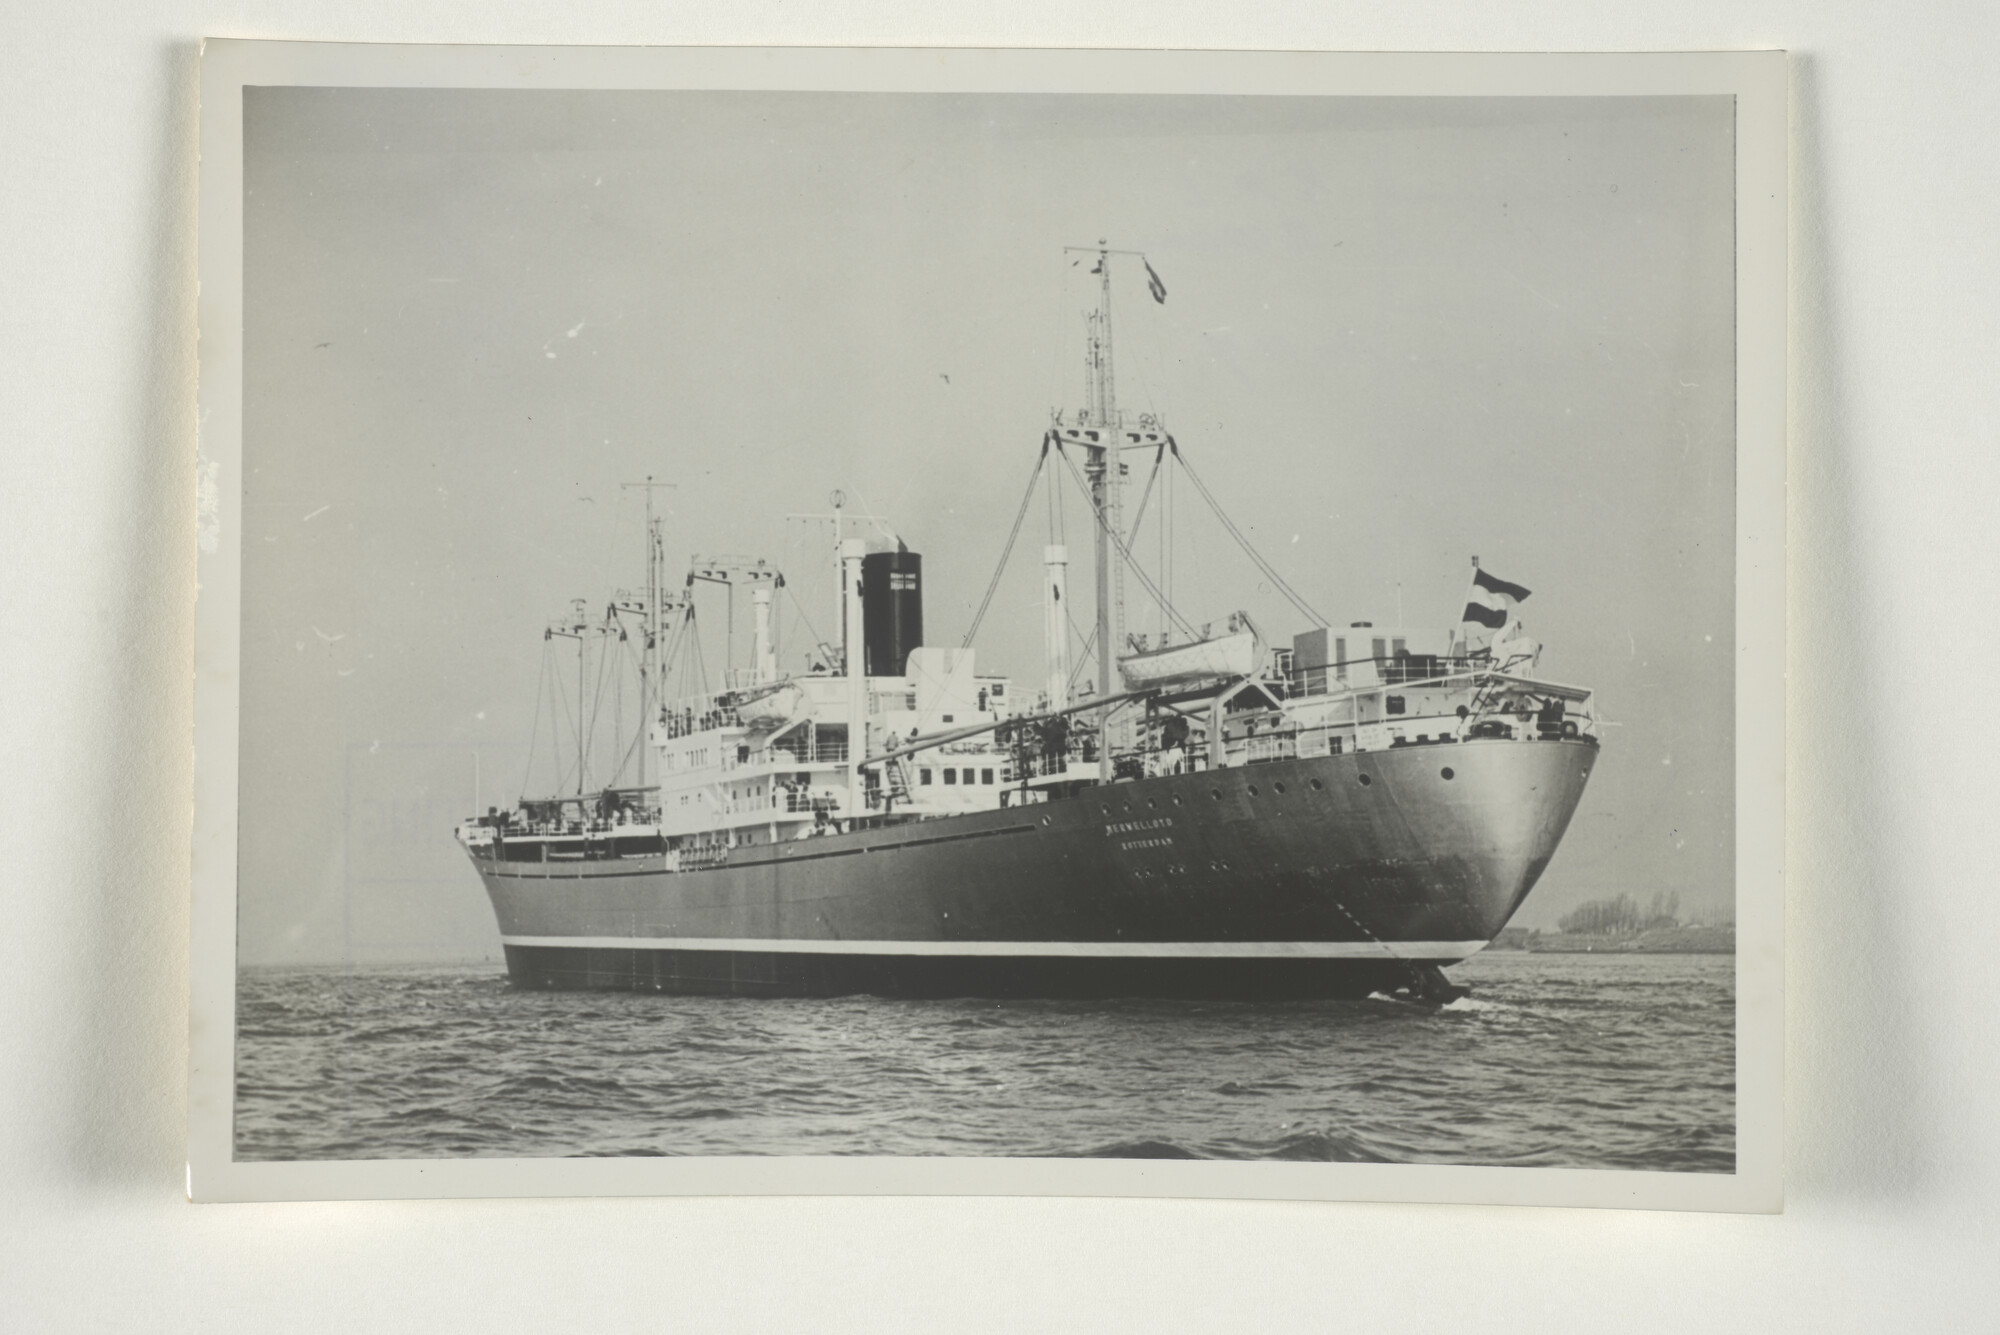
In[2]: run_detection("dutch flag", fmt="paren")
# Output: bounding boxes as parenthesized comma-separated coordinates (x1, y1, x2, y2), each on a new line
(1462, 567, 1532, 629)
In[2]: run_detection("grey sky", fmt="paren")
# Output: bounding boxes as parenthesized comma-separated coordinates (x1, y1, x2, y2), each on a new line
(239, 89, 1735, 965)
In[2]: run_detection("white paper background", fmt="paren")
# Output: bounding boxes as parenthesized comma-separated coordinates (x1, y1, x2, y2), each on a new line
(1, 4, 1989, 1331)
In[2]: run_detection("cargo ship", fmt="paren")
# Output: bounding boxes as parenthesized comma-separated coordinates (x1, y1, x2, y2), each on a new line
(454, 245, 1600, 1001)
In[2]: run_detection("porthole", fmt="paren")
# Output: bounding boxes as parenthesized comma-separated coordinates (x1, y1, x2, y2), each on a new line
(1171, 793, 1184, 806)
(1146, 798, 1158, 810)
(1210, 789, 1222, 801)
(1273, 781, 1287, 795)
(1357, 773, 1373, 787)
(1247, 785, 1260, 798)
(1040, 816, 1051, 827)
(1441, 767, 1455, 781)
(1308, 778, 1324, 792)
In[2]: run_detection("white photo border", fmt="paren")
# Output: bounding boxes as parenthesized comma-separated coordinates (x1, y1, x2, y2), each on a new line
(190, 42, 1786, 1210)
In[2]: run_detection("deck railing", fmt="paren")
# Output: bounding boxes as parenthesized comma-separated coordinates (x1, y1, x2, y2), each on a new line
(1284, 655, 1492, 697)
(779, 790, 842, 815)
(676, 844, 729, 871)
(660, 706, 743, 739)
(759, 740, 850, 769)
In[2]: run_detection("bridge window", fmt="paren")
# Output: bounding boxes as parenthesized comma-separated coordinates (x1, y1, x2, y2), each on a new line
(944, 769, 958, 785)
(920, 768, 933, 785)
(962, 769, 975, 785)
(1386, 696, 1406, 715)
(982, 768, 994, 785)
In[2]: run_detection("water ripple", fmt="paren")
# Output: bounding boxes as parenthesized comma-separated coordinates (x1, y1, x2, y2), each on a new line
(233, 953, 1734, 1170)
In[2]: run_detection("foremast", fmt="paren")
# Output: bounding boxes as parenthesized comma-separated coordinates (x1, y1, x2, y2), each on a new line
(617, 476, 676, 789)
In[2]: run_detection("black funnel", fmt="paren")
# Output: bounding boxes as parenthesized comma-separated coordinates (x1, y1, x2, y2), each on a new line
(861, 548, 923, 675)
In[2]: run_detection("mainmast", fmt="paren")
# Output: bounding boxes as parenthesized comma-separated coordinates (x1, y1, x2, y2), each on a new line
(1089, 244, 1124, 740)
(1064, 239, 1141, 780)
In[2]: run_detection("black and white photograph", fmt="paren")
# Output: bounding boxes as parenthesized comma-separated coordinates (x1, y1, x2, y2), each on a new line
(33, 3, 2000, 1326)
(189, 45, 1784, 1207)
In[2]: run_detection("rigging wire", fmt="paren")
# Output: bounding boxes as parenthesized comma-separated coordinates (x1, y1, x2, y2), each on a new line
(1044, 441, 1056, 542)
(519, 640, 551, 800)
(1169, 439, 1329, 627)
(1159, 448, 1170, 640)
(842, 481, 900, 547)
(1125, 444, 1165, 545)
(1122, 443, 1168, 642)
(607, 629, 649, 787)
(961, 442, 1048, 649)
(686, 608, 710, 697)
(1052, 437, 1066, 546)
(659, 606, 695, 711)
(1054, 444, 1197, 639)
(783, 580, 828, 668)
(1066, 624, 1099, 697)
(604, 631, 620, 787)
(551, 632, 581, 798)
(1165, 456, 1175, 629)
(599, 627, 621, 785)
(581, 626, 616, 795)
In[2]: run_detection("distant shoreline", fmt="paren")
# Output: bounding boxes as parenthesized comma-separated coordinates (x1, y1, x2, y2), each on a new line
(1487, 924, 1736, 955)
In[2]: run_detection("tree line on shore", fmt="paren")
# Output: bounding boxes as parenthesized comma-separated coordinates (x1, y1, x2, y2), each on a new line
(1557, 891, 1682, 936)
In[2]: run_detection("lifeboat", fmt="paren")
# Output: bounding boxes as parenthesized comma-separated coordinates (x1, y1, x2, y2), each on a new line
(734, 681, 805, 730)
(1117, 628, 1259, 688)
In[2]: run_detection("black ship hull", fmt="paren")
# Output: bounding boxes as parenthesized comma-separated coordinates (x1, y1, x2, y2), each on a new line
(499, 944, 1440, 1000)
(469, 739, 1596, 999)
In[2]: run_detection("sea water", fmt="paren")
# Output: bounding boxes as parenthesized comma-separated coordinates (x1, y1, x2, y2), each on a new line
(234, 951, 1733, 1169)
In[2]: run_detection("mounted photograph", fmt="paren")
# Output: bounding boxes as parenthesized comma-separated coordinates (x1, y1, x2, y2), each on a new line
(190, 44, 1785, 1208)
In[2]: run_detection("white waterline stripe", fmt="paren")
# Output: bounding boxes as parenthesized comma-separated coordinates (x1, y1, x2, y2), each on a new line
(498, 935, 1490, 960)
